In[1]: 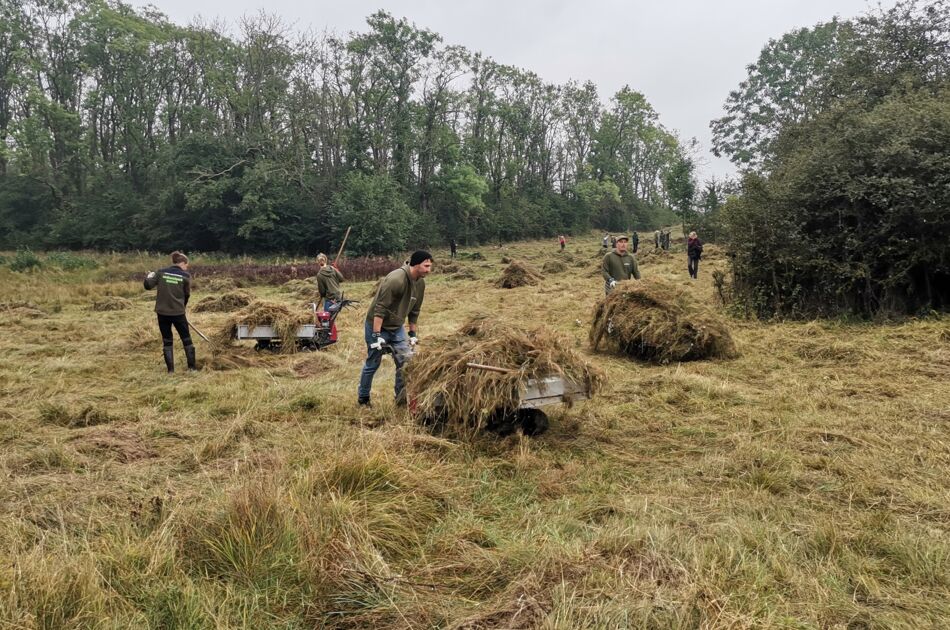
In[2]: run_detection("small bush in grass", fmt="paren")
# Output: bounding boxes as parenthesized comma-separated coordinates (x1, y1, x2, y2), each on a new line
(9, 248, 42, 272)
(46, 251, 99, 270)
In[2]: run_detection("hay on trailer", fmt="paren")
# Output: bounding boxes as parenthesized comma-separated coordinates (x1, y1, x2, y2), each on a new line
(89, 296, 133, 311)
(541, 259, 567, 274)
(212, 300, 311, 353)
(495, 260, 544, 288)
(192, 290, 254, 313)
(589, 278, 737, 362)
(404, 317, 604, 436)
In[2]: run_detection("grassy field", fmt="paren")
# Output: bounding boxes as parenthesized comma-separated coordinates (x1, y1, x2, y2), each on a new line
(1, 234, 948, 629)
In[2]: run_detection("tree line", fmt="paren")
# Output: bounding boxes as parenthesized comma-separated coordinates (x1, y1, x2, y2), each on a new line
(709, 0, 949, 317)
(0, 0, 692, 255)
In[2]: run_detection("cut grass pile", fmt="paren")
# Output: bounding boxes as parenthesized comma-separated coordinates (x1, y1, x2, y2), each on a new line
(495, 260, 543, 288)
(590, 278, 738, 362)
(405, 317, 605, 435)
(191, 290, 254, 313)
(88, 296, 133, 311)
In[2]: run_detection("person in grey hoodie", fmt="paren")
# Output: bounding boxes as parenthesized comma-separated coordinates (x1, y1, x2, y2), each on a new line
(144, 251, 195, 373)
(315, 253, 344, 311)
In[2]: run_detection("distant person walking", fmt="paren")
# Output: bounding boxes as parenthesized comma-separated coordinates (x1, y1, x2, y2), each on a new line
(358, 250, 433, 407)
(687, 231, 704, 279)
(450, 238, 458, 259)
(654, 229, 661, 250)
(144, 251, 195, 373)
(602, 232, 610, 251)
(601, 235, 641, 295)
(630, 231, 639, 253)
(558, 235, 566, 251)
(316, 253, 344, 311)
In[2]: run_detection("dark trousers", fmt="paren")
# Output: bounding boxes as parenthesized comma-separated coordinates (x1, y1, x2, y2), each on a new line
(158, 313, 192, 348)
(688, 257, 700, 279)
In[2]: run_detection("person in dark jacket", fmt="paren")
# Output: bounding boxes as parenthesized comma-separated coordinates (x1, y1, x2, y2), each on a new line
(144, 251, 195, 372)
(601, 235, 641, 294)
(316, 253, 344, 311)
(449, 238, 458, 259)
(687, 231, 704, 279)
(630, 231, 639, 253)
(358, 250, 433, 407)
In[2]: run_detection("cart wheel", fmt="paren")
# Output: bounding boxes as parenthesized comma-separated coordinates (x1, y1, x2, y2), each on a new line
(518, 408, 549, 436)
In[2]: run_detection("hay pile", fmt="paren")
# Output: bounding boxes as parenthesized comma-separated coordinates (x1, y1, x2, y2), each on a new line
(438, 262, 461, 274)
(281, 278, 318, 299)
(495, 261, 544, 288)
(541, 259, 568, 274)
(450, 269, 477, 281)
(405, 317, 604, 435)
(89, 296, 133, 311)
(198, 276, 238, 292)
(589, 278, 737, 362)
(192, 290, 254, 313)
(0, 301, 47, 319)
(212, 300, 311, 352)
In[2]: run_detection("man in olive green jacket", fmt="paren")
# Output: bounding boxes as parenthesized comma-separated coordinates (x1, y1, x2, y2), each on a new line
(601, 235, 640, 295)
(144, 251, 195, 372)
(358, 250, 433, 406)
(315, 253, 344, 311)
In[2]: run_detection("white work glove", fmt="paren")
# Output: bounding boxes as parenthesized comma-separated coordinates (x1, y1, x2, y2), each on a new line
(146, 271, 156, 279)
(408, 332, 418, 347)
(369, 332, 387, 351)
(609, 279, 617, 289)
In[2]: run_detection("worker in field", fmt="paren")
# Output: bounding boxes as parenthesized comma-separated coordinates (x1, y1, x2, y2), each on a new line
(687, 231, 704, 279)
(558, 234, 566, 251)
(450, 238, 458, 259)
(654, 229, 661, 250)
(602, 232, 610, 251)
(358, 250, 432, 407)
(316, 253, 344, 312)
(144, 251, 195, 373)
(630, 231, 639, 253)
(601, 235, 640, 295)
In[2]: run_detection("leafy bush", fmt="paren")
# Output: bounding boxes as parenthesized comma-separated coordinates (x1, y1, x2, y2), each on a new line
(9, 248, 42, 272)
(46, 251, 100, 270)
(724, 89, 950, 317)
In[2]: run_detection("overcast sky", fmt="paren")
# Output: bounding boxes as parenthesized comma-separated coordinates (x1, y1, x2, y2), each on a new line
(130, 0, 878, 181)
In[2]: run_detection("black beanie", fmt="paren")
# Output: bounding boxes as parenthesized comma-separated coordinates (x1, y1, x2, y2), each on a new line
(409, 250, 433, 266)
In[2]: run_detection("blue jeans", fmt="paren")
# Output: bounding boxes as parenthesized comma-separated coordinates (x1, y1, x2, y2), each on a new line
(358, 321, 411, 401)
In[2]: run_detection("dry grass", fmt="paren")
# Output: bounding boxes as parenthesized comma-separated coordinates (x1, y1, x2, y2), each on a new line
(495, 260, 543, 288)
(404, 317, 604, 435)
(0, 235, 948, 627)
(590, 277, 738, 362)
(191, 290, 254, 313)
